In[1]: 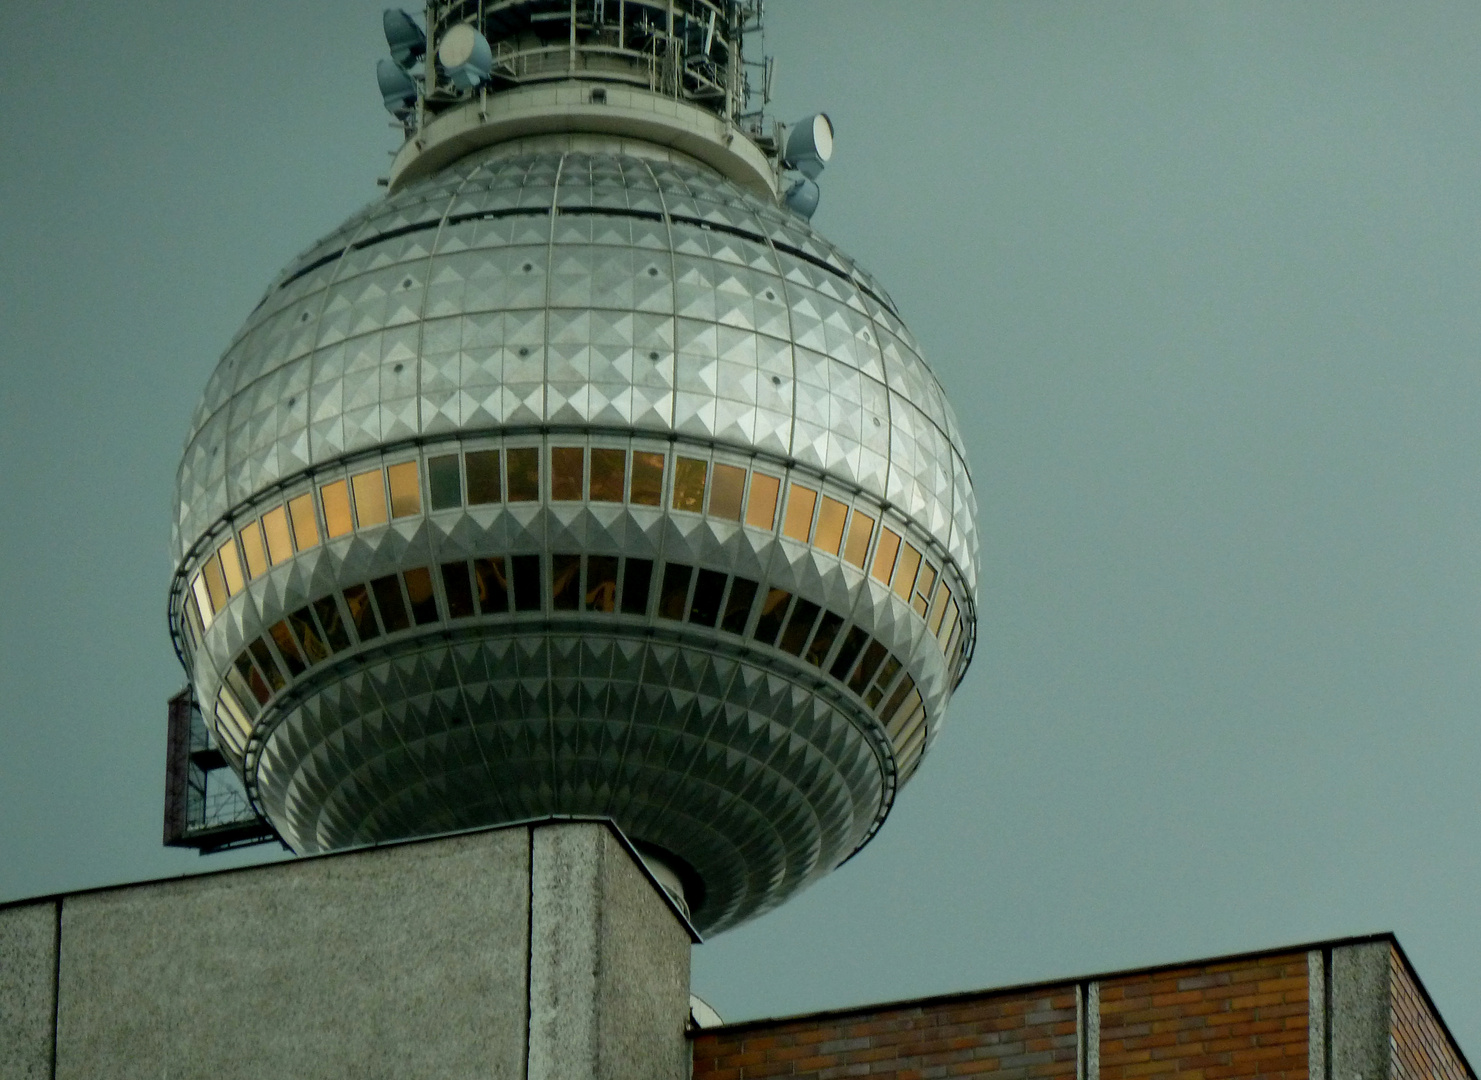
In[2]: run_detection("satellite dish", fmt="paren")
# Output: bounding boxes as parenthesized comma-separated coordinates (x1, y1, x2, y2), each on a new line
(783, 113, 834, 179)
(438, 23, 493, 91)
(377, 58, 418, 117)
(383, 9, 426, 70)
(784, 176, 820, 219)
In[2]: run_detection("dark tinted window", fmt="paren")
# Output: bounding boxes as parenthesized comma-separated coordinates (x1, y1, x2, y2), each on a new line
(779, 600, 821, 656)
(806, 611, 844, 667)
(511, 554, 542, 611)
(848, 641, 887, 693)
(658, 563, 693, 621)
(342, 584, 380, 641)
(248, 638, 286, 691)
(371, 575, 411, 632)
(441, 561, 476, 619)
(620, 558, 654, 615)
(688, 569, 727, 627)
(829, 627, 868, 680)
(552, 553, 582, 610)
(753, 588, 792, 646)
(289, 606, 331, 664)
(267, 621, 307, 677)
(721, 577, 758, 634)
(403, 567, 440, 625)
(313, 596, 352, 651)
(586, 555, 618, 612)
(465, 450, 501, 504)
(474, 557, 509, 614)
(428, 454, 462, 510)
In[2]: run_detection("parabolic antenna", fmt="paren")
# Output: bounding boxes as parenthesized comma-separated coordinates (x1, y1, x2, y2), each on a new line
(383, 8, 425, 70)
(784, 113, 834, 179)
(377, 58, 418, 116)
(438, 23, 493, 90)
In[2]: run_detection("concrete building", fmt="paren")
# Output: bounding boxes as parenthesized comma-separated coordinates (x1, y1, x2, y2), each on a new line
(1, 819, 1473, 1080)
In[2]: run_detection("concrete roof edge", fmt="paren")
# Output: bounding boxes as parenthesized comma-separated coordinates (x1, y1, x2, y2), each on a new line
(689, 932, 1416, 1039)
(0, 815, 702, 943)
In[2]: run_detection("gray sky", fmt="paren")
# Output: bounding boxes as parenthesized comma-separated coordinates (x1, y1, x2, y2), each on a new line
(3, 0, 1479, 1055)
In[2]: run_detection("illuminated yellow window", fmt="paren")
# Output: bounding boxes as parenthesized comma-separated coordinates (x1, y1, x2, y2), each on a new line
(551, 447, 584, 501)
(814, 497, 848, 555)
(184, 591, 206, 639)
(630, 452, 665, 506)
(239, 521, 268, 579)
(217, 538, 245, 596)
(215, 692, 253, 749)
(912, 562, 937, 616)
(351, 470, 388, 527)
(871, 528, 901, 584)
(589, 448, 626, 502)
(672, 457, 708, 512)
(892, 543, 922, 602)
(387, 461, 421, 518)
(202, 554, 229, 613)
(782, 483, 817, 542)
(938, 598, 960, 646)
(843, 510, 873, 569)
(928, 582, 951, 635)
(745, 473, 780, 529)
(709, 464, 745, 521)
(261, 506, 293, 565)
(896, 705, 928, 752)
(288, 494, 320, 550)
(320, 479, 353, 539)
(506, 447, 540, 502)
(192, 572, 215, 626)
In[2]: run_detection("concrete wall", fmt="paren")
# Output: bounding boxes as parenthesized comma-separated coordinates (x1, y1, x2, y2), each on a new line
(0, 821, 692, 1080)
(0, 898, 57, 1079)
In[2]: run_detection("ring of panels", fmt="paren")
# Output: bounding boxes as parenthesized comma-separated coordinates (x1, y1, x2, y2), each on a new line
(169, 141, 977, 932)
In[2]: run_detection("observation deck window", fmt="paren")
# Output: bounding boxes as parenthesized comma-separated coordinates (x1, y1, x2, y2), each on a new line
(586, 555, 618, 612)
(510, 555, 542, 611)
(589, 448, 626, 502)
(321, 480, 354, 539)
(352, 470, 389, 527)
(630, 452, 665, 506)
(387, 462, 421, 518)
(287, 494, 319, 550)
(721, 577, 758, 634)
(745, 474, 779, 529)
(551, 448, 585, 501)
(442, 561, 477, 618)
(403, 567, 439, 625)
(709, 464, 745, 521)
(428, 454, 463, 510)
(507, 449, 540, 502)
(465, 450, 502, 504)
(620, 558, 654, 615)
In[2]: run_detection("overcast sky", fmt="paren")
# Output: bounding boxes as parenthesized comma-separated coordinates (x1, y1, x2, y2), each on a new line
(3, 0, 1479, 1056)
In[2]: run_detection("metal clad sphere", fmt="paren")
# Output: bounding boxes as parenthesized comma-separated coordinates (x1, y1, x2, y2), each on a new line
(170, 145, 978, 933)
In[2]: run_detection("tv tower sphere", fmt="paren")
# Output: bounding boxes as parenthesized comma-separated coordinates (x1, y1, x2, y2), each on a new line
(168, 2, 977, 934)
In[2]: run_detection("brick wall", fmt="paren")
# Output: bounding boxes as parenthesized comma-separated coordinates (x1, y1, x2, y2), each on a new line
(691, 939, 1472, 1080)
(1099, 953, 1308, 1080)
(690, 985, 1078, 1080)
(1389, 946, 1470, 1080)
